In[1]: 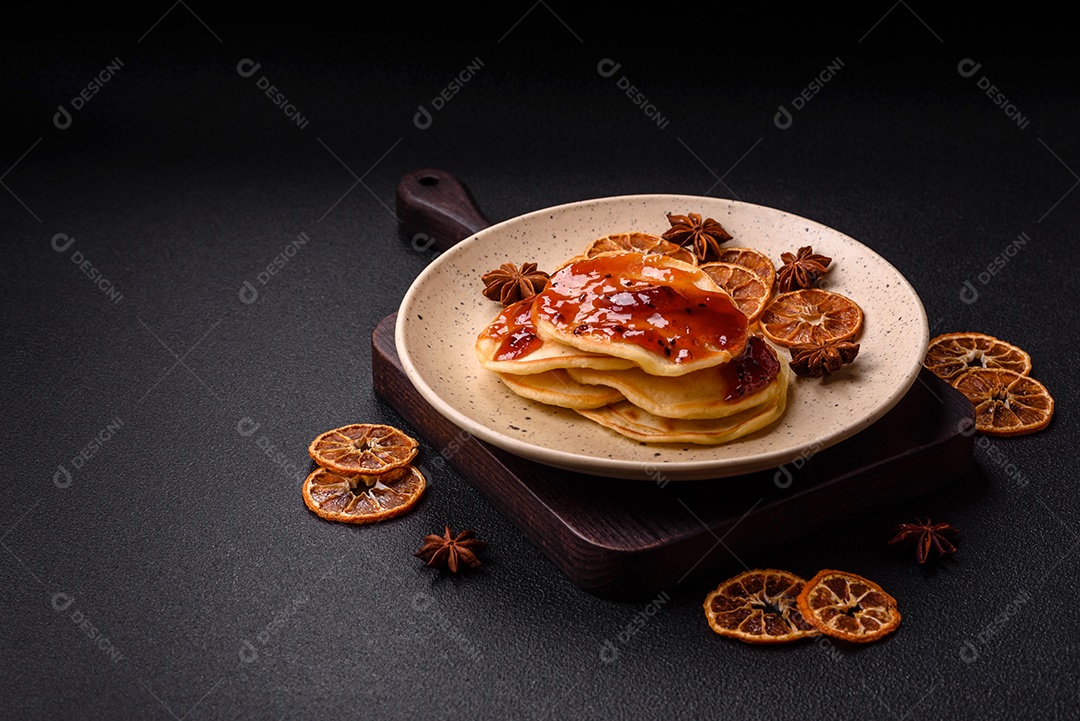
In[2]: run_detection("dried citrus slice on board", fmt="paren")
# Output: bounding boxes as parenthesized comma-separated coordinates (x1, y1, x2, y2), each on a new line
(699, 262, 771, 323)
(308, 424, 419, 476)
(715, 247, 776, 290)
(951, 368, 1054, 436)
(796, 569, 901, 643)
(582, 232, 698, 266)
(302, 466, 426, 524)
(924, 332, 1033, 383)
(703, 569, 820, 643)
(759, 289, 863, 347)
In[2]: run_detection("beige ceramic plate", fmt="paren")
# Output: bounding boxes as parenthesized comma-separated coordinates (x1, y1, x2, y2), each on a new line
(395, 194, 928, 480)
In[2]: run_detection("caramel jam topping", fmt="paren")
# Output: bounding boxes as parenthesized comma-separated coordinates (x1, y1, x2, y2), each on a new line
(721, 336, 781, 401)
(479, 297, 543, 361)
(534, 254, 748, 365)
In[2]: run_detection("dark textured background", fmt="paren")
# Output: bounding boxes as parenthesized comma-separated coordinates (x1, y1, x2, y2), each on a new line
(3, 6, 1078, 719)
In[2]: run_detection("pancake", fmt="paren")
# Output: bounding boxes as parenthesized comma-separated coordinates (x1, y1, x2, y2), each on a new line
(496, 369, 624, 409)
(476, 297, 636, 375)
(576, 366, 789, 445)
(532, 252, 749, 377)
(567, 336, 785, 419)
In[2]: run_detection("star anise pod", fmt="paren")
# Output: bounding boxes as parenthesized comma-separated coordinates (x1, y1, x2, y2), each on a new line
(661, 212, 732, 262)
(789, 339, 859, 378)
(414, 526, 487, 573)
(888, 518, 959, 564)
(481, 262, 550, 307)
(776, 246, 832, 293)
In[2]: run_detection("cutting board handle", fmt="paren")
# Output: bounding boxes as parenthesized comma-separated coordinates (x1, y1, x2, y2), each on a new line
(396, 169, 491, 252)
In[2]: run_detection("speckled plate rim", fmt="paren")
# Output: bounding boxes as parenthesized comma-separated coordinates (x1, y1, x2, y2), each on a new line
(395, 193, 929, 481)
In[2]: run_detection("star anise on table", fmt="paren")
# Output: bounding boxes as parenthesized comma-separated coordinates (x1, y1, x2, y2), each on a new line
(789, 339, 860, 378)
(661, 212, 733, 262)
(414, 526, 487, 573)
(481, 262, 550, 306)
(776, 246, 832, 293)
(888, 518, 959, 564)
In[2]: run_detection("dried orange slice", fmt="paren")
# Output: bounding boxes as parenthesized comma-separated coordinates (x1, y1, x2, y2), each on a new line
(582, 232, 698, 266)
(759, 289, 863, 348)
(715, 247, 776, 291)
(302, 466, 426, 524)
(952, 368, 1054, 436)
(924, 332, 1032, 383)
(699, 262, 771, 323)
(308, 423, 419, 476)
(796, 569, 901, 643)
(703, 569, 820, 644)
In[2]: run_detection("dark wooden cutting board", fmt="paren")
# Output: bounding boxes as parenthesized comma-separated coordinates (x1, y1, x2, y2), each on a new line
(373, 170, 976, 600)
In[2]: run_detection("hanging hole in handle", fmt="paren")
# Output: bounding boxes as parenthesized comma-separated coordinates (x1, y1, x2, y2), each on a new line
(419, 175, 439, 186)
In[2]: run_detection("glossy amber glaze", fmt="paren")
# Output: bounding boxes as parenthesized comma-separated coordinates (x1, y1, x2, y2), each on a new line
(479, 297, 543, 361)
(534, 254, 748, 366)
(720, 336, 781, 401)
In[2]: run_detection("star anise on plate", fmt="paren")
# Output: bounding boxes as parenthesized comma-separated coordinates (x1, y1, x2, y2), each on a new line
(888, 518, 959, 564)
(776, 246, 832, 293)
(661, 212, 733, 262)
(481, 262, 550, 306)
(789, 339, 860, 378)
(414, 526, 487, 573)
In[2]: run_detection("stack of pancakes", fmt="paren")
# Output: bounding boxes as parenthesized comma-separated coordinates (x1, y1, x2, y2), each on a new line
(475, 242, 789, 445)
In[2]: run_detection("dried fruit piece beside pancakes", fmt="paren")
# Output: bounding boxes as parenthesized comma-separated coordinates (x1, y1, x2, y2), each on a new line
(579, 232, 698, 266)
(698, 261, 771, 325)
(760, 289, 863, 348)
(704, 569, 820, 644)
(715, 247, 776, 292)
(924, 332, 1032, 382)
(796, 569, 901, 642)
(302, 466, 426, 524)
(304, 424, 426, 525)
